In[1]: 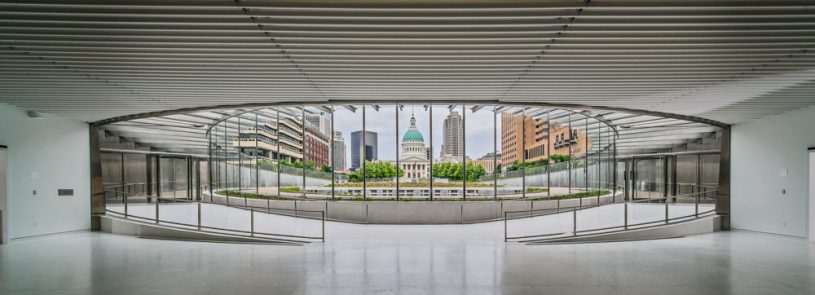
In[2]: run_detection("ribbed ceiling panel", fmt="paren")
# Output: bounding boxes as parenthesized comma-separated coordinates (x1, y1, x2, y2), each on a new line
(0, 0, 813, 124)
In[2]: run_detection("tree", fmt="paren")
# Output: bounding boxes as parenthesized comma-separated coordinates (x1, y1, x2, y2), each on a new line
(347, 161, 403, 182)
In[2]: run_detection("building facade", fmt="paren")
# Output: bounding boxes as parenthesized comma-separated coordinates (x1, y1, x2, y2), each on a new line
(332, 131, 346, 172)
(399, 114, 430, 179)
(351, 130, 378, 170)
(440, 111, 464, 162)
(234, 115, 330, 167)
(472, 152, 501, 174)
(500, 113, 592, 168)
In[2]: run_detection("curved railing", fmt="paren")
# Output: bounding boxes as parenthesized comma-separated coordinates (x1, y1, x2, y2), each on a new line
(103, 183, 325, 243)
(503, 183, 717, 242)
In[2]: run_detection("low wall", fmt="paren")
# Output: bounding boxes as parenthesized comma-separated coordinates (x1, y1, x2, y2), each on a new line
(205, 192, 624, 224)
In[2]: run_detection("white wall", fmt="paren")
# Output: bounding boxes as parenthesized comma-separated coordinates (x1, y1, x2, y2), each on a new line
(0, 104, 91, 239)
(732, 105, 815, 238)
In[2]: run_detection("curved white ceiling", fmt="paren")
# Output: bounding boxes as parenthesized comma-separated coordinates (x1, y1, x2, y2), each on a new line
(0, 0, 814, 124)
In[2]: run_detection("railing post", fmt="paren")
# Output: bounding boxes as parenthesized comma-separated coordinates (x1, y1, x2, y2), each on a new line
(197, 202, 201, 230)
(665, 197, 669, 224)
(503, 212, 508, 242)
(624, 202, 628, 229)
(155, 197, 159, 224)
(572, 209, 577, 236)
(695, 191, 700, 218)
(322, 211, 326, 242)
(250, 207, 255, 237)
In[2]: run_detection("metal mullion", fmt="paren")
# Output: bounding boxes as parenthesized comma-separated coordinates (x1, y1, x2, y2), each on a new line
(276, 107, 281, 198)
(493, 105, 497, 200)
(462, 104, 466, 201)
(429, 105, 433, 201)
(546, 109, 551, 198)
(255, 112, 259, 196)
(331, 106, 335, 200)
(362, 105, 366, 201)
(396, 106, 400, 201)
(301, 106, 306, 199)
(521, 107, 526, 199)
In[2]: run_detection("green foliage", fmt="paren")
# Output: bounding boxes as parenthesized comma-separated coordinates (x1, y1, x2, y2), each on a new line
(431, 162, 486, 181)
(321, 165, 332, 173)
(280, 186, 301, 193)
(347, 161, 404, 182)
(526, 187, 548, 193)
(505, 154, 572, 171)
(281, 160, 317, 170)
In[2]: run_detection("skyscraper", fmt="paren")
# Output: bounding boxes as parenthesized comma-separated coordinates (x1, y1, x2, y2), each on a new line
(332, 131, 346, 172)
(350, 130, 378, 170)
(440, 111, 464, 162)
(305, 113, 331, 138)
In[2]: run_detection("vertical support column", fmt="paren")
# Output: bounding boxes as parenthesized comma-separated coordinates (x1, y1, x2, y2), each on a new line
(493, 106, 498, 200)
(429, 105, 434, 201)
(146, 154, 153, 201)
(207, 130, 213, 202)
(623, 158, 629, 201)
(462, 105, 467, 201)
(255, 112, 259, 196)
(663, 156, 669, 201)
(521, 107, 526, 199)
(223, 119, 228, 205)
(568, 113, 572, 195)
(671, 155, 678, 197)
(717, 127, 731, 230)
(546, 109, 551, 198)
(238, 115, 245, 205)
(362, 106, 367, 201)
(597, 120, 601, 205)
(195, 159, 202, 201)
(120, 153, 125, 201)
(584, 115, 588, 193)
(301, 107, 306, 200)
(330, 106, 336, 200)
(155, 155, 161, 198)
(89, 125, 105, 231)
(612, 132, 618, 198)
(276, 108, 281, 198)
(396, 106, 400, 201)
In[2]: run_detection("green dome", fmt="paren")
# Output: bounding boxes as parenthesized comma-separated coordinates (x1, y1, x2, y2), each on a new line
(403, 129, 424, 142)
(402, 114, 425, 142)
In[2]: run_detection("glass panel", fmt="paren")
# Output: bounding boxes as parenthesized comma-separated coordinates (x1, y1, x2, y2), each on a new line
(362, 105, 395, 200)
(333, 105, 363, 199)
(700, 154, 720, 209)
(244, 108, 279, 199)
(398, 105, 431, 200)
(124, 153, 146, 196)
(524, 108, 549, 200)
(465, 104, 495, 200)
(304, 106, 333, 199)
(497, 106, 524, 199)
(276, 106, 305, 198)
(432, 105, 464, 200)
(634, 158, 664, 200)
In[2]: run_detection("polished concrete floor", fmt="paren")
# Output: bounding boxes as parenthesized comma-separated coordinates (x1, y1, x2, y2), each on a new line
(1, 227, 813, 295)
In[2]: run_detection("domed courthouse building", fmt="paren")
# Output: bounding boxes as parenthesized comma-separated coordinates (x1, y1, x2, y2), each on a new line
(398, 114, 430, 180)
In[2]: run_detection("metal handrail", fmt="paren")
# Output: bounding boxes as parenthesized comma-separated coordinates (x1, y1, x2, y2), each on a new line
(504, 184, 718, 242)
(104, 185, 325, 242)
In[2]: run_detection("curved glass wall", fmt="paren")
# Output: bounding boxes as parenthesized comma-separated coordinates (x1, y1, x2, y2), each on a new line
(205, 104, 621, 202)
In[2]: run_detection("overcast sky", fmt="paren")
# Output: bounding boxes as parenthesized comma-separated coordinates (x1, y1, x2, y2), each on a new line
(332, 105, 501, 164)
